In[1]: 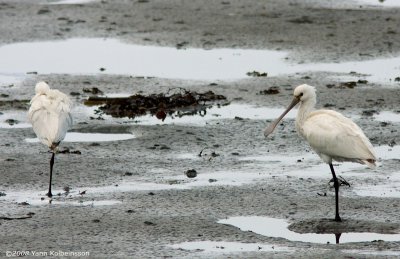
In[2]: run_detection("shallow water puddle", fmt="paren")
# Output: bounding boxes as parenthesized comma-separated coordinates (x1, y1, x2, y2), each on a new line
(25, 132, 135, 143)
(358, 0, 400, 7)
(69, 145, 398, 196)
(76, 171, 267, 195)
(374, 111, 400, 122)
(83, 103, 297, 125)
(0, 111, 31, 128)
(354, 180, 400, 198)
(219, 216, 400, 244)
(239, 145, 400, 197)
(1, 170, 271, 204)
(0, 74, 23, 85)
(48, 0, 98, 4)
(171, 171, 268, 187)
(346, 249, 400, 256)
(0, 186, 122, 206)
(43, 199, 121, 206)
(352, 145, 400, 198)
(0, 38, 399, 82)
(298, 56, 400, 83)
(0, 189, 121, 206)
(82, 181, 188, 193)
(0, 38, 286, 80)
(169, 241, 292, 253)
(134, 104, 297, 125)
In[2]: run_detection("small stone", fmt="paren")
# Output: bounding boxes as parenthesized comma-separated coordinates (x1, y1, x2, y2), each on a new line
(259, 86, 280, 95)
(340, 81, 357, 88)
(357, 79, 368, 84)
(185, 169, 197, 178)
(246, 71, 268, 77)
(362, 110, 377, 116)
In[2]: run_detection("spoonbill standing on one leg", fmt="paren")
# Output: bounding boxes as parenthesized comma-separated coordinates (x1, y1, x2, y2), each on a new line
(264, 84, 376, 222)
(28, 81, 73, 198)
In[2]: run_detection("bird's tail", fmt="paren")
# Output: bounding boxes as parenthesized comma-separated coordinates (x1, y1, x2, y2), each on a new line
(362, 159, 376, 169)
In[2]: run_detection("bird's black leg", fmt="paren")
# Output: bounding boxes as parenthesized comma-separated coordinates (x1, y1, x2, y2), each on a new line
(335, 233, 342, 244)
(47, 152, 55, 198)
(329, 163, 342, 222)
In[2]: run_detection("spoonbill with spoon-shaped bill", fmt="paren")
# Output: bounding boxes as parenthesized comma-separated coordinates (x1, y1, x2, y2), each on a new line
(264, 84, 376, 222)
(28, 81, 73, 198)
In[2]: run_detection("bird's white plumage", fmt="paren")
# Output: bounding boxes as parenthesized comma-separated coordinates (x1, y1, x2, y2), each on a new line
(294, 84, 376, 168)
(301, 110, 376, 167)
(264, 84, 376, 221)
(28, 82, 72, 149)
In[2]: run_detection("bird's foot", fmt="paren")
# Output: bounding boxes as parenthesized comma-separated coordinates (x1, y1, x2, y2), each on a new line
(335, 215, 342, 222)
(329, 176, 351, 187)
(46, 192, 53, 198)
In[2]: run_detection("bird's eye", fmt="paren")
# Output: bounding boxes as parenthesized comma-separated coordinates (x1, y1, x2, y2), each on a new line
(299, 93, 304, 96)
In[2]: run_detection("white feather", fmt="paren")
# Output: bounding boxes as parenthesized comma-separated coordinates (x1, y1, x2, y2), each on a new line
(293, 84, 376, 168)
(302, 110, 376, 167)
(28, 82, 72, 149)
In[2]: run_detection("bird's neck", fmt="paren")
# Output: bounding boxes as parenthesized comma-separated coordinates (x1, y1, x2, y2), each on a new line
(296, 99, 315, 135)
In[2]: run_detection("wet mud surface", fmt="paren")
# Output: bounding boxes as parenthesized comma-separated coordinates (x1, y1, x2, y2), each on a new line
(0, 0, 400, 258)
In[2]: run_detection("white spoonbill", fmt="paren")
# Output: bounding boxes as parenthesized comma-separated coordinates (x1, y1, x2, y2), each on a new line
(28, 81, 73, 198)
(264, 84, 376, 222)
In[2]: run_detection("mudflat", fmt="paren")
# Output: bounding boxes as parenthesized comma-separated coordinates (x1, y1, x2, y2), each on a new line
(0, 0, 399, 258)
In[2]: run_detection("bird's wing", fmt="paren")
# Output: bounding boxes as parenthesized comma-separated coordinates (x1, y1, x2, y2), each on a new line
(54, 109, 72, 145)
(28, 95, 57, 147)
(28, 91, 72, 147)
(302, 110, 376, 162)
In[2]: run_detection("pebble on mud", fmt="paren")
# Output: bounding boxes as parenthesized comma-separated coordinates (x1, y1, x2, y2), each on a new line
(357, 79, 368, 84)
(5, 119, 18, 125)
(259, 86, 280, 95)
(59, 148, 82, 154)
(83, 87, 103, 95)
(185, 169, 197, 178)
(362, 110, 378, 116)
(246, 71, 268, 77)
(340, 81, 357, 88)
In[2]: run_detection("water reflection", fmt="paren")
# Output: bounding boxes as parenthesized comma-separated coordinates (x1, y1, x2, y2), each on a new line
(108, 104, 297, 125)
(0, 38, 400, 82)
(219, 216, 400, 244)
(25, 132, 135, 143)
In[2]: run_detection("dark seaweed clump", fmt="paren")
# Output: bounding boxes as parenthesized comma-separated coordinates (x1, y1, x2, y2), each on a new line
(84, 89, 227, 121)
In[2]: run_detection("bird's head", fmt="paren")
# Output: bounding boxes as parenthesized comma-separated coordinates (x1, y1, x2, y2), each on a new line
(293, 84, 316, 103)
(264, 84, 317, 137)
(35, 81, 50, 95)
